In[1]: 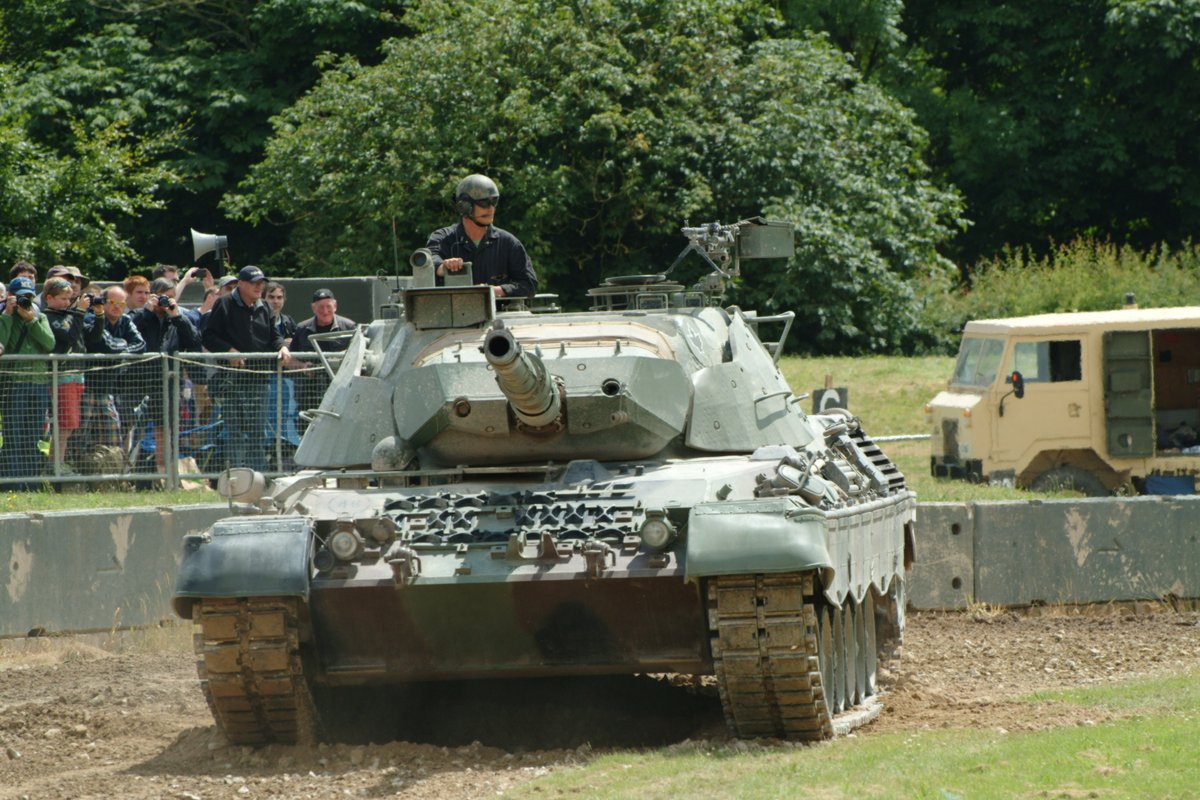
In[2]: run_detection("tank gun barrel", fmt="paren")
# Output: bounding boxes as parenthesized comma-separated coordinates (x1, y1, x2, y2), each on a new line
(483, 324, 563, 430)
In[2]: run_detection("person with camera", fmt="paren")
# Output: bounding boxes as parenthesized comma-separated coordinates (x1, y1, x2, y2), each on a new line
(0, 276, 55, 488)
(133, 278, 202, 473)
(201, 265, 290, 472)
(426, 174, 537, 299)
(43, 277, 102, 470)
(84, 285, 147, 449)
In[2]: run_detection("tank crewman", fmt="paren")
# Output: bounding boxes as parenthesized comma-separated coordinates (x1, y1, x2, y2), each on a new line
(201, 265, 290, 471)
(289, 288, 357, 415)
(425, 173, 537, 298)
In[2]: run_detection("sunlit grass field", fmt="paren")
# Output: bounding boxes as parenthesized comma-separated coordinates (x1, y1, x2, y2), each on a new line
(507, 669, 1200, 800)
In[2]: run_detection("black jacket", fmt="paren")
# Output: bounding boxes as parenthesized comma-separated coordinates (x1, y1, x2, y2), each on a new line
(426, 222, 537, 297)
(132, 307, 202, 354)
(201, 290, 285, 359)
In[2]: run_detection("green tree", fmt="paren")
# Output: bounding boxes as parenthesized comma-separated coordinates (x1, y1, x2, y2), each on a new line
(5, 0, 408, 272)
(898, 0, 1200, 266)
(231, 0, 962, 353)
(0, 71, 179, 270)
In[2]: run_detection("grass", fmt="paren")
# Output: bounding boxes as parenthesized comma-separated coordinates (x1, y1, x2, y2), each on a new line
(509, 670, 1200, 800)
(779, 354, 1047, 501)
(0, 487, 217, 514)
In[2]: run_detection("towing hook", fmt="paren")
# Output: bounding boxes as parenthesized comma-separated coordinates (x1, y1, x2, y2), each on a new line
(386, 545, 422, 583)
(582, 540, 616, 578)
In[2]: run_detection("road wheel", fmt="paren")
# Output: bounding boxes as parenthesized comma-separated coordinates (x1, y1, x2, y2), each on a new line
(1029, 465, 1109, 497)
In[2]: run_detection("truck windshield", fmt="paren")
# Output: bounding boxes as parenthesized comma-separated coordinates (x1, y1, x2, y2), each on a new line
(951, 337, 1005, 387)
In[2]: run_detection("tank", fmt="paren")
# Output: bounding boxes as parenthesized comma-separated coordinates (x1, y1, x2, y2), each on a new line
(172, 219, 916, 746)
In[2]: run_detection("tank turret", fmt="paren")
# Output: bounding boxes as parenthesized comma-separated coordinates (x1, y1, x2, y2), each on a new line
(174, 218, 916, 748)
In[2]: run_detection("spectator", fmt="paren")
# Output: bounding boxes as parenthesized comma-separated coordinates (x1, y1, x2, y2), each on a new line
(153, 263, 212, 301)
(290, 288, 357, 416)
(9, 261, 37, 283)
(124, 275, 151, 315)
(38, 265, 89, 309)
(84, 286, 147, 447)
(201, 265, 290, 471)
(42, 277, 99, 469)
(133, 277, 202, 472)
(264, 281, 297, 343)
(0, 277, 55, 488)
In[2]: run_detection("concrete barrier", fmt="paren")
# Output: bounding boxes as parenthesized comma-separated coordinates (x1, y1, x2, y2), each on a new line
(4, 496, 1199, 636)
(908, 496, 1200, 610)
(0, 504, 227, 637)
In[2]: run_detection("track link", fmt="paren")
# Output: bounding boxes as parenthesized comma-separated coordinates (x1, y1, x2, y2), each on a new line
(192, 597, 320, 747)
(707, 573, 833, 740)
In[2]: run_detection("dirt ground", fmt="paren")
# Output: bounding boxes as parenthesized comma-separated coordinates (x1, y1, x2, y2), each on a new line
(1, 607, 1198, 800)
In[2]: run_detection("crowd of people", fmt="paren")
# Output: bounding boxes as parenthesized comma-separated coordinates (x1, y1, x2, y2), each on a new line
(0, 259, 357, 489)
(1, 173, 536, 490)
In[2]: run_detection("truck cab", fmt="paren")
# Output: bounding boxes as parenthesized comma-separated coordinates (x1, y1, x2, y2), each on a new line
(927, 307, 1200, 495)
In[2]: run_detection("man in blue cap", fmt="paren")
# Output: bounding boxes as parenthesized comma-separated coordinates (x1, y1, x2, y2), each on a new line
(0, 276, 55, 488)
(201, 265, 290, 471)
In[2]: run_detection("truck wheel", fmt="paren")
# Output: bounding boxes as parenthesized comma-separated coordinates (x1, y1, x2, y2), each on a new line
(1029, 466, 1109, 497)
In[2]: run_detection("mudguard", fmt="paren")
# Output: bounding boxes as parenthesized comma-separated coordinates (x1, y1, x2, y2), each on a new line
(684, 497, 832, 578)
(172, 516, 313, 618)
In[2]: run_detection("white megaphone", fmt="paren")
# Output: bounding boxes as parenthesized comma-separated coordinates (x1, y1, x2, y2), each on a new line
(190, 228, 229, 264)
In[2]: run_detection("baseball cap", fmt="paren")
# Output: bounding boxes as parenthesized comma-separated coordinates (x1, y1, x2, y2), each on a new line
(311, 288, 335, 302)
(218, 275, 238, 289)
(237, 265, 266, 283)
(7, 277, 36, 297)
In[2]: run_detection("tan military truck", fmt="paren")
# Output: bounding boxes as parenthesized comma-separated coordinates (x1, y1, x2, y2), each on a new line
(927, 306, 1200, 495)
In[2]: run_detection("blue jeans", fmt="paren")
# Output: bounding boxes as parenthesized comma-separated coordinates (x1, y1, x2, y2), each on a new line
(0, 382, 50, 489)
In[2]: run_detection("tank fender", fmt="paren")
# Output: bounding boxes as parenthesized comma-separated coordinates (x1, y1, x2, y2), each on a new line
(684, 497, 832, 580)
(172, 516, 313, 619)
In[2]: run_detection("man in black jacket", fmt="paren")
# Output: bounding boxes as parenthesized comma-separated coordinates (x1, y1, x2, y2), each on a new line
(201, 265, 289, 471)
(426, 173, 537, 299)
(133, 277, 202, 471)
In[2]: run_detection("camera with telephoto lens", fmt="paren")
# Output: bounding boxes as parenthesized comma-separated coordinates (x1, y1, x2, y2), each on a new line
(157, 294, 174, 310)
(15, 295, 32, 309)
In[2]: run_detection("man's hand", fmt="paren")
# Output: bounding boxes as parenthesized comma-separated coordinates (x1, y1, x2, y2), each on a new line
(14, 303, 36, 322)
(277, 345, 291, 362)
(3, 297, 14, 316)
(493, 285, 505, 298)
(438, 257, 466, 275)
(228, 348, 245, 368)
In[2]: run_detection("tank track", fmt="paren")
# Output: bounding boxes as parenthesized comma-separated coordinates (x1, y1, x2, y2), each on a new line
(707, 572, 894, 740)
(192, 597, 320, 746)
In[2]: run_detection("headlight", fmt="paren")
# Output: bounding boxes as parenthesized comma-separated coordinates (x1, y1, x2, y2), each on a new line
(329, 528, 364, 561)
(640, 511, 677, 552)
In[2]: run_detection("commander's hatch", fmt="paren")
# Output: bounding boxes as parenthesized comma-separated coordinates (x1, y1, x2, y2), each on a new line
(404, 285, 496, 330)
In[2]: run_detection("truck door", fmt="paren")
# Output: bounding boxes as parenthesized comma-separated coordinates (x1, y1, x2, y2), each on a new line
(1103, 330, 1154, 458)
(993, 338, 1091, 463)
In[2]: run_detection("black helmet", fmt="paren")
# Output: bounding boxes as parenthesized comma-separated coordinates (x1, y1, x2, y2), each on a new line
(454, 174, 500, 217)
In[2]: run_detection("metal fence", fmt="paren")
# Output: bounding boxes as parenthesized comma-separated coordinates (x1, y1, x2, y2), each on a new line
(0, 351, 329, 491)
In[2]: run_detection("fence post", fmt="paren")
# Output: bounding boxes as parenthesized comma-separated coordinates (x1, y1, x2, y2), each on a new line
(166, 355, 179, 490)
(50, 357, 61, 478)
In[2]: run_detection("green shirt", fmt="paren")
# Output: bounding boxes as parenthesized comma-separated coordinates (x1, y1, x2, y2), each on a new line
(0, 309, 55, 382)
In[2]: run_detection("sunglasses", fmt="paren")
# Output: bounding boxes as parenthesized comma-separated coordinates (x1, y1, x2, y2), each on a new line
(473, 196, 500, 209)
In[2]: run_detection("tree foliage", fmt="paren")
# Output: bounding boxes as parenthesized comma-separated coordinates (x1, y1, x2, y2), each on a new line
(898, 0, 1200, 266)
(2, 0, 407, 271)
(0, 69, 179, 270)
(231, 0, 962, 352)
